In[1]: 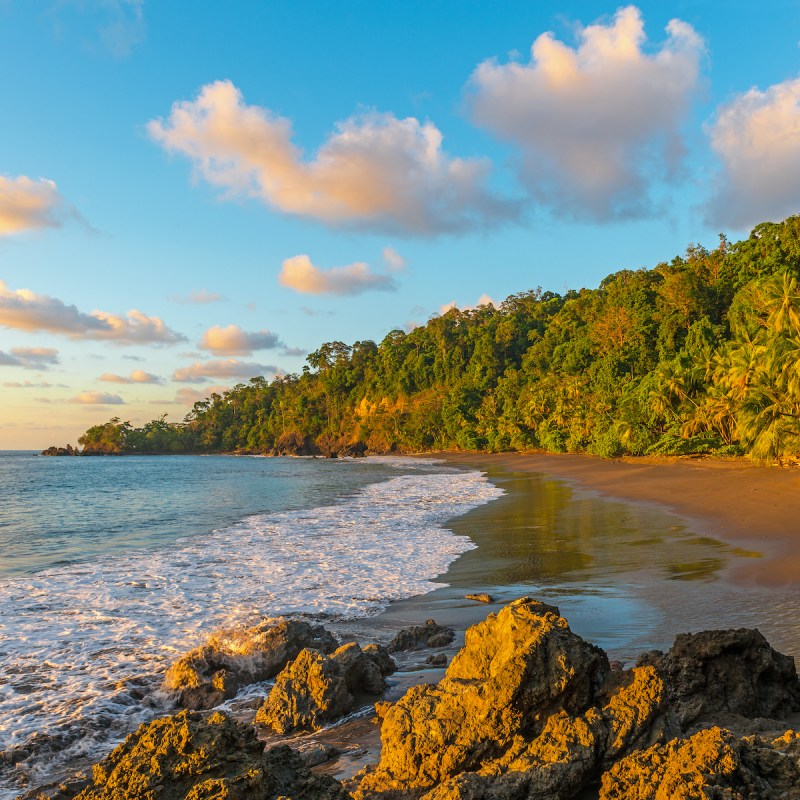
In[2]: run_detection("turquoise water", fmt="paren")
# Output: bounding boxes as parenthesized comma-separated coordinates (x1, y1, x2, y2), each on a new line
(0, 452, 408, 576)
(0, 453, 501, 797)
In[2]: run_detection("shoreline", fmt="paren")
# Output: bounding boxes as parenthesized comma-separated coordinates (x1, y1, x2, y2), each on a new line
(433, 452, 800, 588)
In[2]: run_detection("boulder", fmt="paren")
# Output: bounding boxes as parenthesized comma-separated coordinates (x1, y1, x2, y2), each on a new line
(271, 432, 319, 456)
(41, 445, 79, 456)
(599, 726, 800, 800)
(71, 710, 349, 800)
(465, 594, 494, 604)
(640, 627, 800, 728)
(386, 619, 455, 653)
(256, 642, 395, 733)
(358, 598, 610, 794)
(163, 618, 338, 710)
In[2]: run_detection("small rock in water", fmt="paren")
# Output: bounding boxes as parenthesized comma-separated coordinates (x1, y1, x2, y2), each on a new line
(386, 619, 455, 653)
(163, 617, 338, 710)
(295, 742, 342, 768)
(256, 641, 396, 733)
(425, 653, 447, 666)
(465, 593, 494, 603)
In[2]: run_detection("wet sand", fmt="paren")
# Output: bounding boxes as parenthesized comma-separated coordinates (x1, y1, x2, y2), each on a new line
(438, 452, 800, 587)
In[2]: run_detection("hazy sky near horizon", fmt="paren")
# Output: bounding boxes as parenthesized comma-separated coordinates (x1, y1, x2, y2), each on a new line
(2, 0, 800, 448)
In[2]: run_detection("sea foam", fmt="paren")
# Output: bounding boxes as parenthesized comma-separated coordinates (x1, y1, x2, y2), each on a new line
(0, 458, 502, 796)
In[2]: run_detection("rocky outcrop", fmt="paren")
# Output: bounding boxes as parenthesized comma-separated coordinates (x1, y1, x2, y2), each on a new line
(41, 445, 79, 456)
(163, 618, 338, 710)
(385, 619, 455, 653)
(256, 642, 395, 733)
(600, 726, 800, 799)
(638, 627, 800, 728)
(271, 431, 319, 456)
(69, 710, 349, 800)
(358, 599, 611, 795)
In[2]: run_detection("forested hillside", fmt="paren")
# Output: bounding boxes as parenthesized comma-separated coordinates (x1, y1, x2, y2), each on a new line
(78, 217, 800, 461)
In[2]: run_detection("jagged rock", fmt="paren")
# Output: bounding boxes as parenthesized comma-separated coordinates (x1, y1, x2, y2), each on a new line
(256, 642, 396, 733)
(71, 709, 349, 800)
(339, 441, 368, 458)
(386, 619, 455, 653)
(599, 726, 800, 799)
(426, 653, 447, 666)
(640, 627, 800, 728)
(465, 594, 494, 604)
(413, 665, 667, 800)
(163, 618, 338, 710)
(358, 598, 610, 795)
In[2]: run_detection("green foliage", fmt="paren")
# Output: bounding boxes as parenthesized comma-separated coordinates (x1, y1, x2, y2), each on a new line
(79, 216, 800, 463)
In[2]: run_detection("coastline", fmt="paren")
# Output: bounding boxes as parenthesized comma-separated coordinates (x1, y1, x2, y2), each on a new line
(433, 452, 800, 587)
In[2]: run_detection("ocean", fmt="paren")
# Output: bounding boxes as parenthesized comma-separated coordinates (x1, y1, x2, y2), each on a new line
(0, 452, 502, 798)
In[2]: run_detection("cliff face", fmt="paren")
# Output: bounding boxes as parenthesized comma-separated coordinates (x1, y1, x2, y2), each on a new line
(38, 598, 800, 800)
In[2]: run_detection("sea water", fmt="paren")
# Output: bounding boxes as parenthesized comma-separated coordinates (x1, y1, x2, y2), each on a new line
(0, 453, 502, 797)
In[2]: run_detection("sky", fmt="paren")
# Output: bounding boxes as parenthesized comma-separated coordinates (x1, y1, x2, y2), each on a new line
(2, 0, 800, 448)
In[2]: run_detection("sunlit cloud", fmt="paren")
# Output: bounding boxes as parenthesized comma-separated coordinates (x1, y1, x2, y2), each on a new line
(199, 323, 282, 356)
(439, 293, 498, 315)
(467, 6, 704, 220)
(705, 77, 800, 229)
(68, 391, 125, 405)
(99, 369, 162, 384)
(169, 289, 225, 304)
(148, 79, 518, 235)
(279, 254, 396, 296)
(173, 385, 230, 405)
(0, 346, 60, 369)
(0, 176, 67, 236)
(0, 280, 186, 344)
(383, 246, 407, 271)
(172, 358, 276, 383)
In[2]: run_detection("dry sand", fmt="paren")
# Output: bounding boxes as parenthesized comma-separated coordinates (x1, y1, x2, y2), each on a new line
(438, 452, 800, 587)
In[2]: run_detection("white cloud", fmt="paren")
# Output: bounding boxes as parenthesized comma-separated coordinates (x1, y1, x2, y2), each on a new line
(172, 358, 276, 383)
(199, 324, 282, 356)
(3, 381, 63, 388)
(467, 6, 704, 220)
(279, 254, 396, 296)
(383, 246, 407, 271)
(706, 77, 800, 229)
(68, 391, 125, 405)
(0, 347, 60, 369)
(439, 294, 498, 315)
(148, 80, 517, 235)
(99, 369, 162, 384)
(169, 289, 225, 304)
(0, 176, 66, 236)
(0, 280, 186, 344)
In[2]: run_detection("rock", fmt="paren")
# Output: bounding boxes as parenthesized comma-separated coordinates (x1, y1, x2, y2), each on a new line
(256, 642, 396, 733)
(70, 709, 349, 800)
(465, 594, 494, 604)
(163, 618, 338, 710)
(358, 598, 610, 794)
(296, 742, 342, 768)
(386, 619, 455, 653)
(271, 431, 319, 456)
(41, 444, 79, 456)
(643, 627, 800, 728)
(426, 653, 447, 666)
(599, 726, 800, 800)
(339, 441, 368, 458)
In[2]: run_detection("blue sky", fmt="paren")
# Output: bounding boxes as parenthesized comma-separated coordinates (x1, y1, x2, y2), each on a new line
(1, 1, 800, 448)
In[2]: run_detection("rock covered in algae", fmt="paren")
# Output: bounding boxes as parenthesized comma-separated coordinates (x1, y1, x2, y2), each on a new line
(72, 709, 350, 800)
(163, 618, 338, 710)
(357, 598, 611, 794)
(256, 641, 396, 733)
(599, 726, 800, 799)
(639, 627, 800, 729)
(385, 619, 455, 653)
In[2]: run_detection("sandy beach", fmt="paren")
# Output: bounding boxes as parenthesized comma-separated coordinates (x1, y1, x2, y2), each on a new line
(438, 452, 800, 587)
